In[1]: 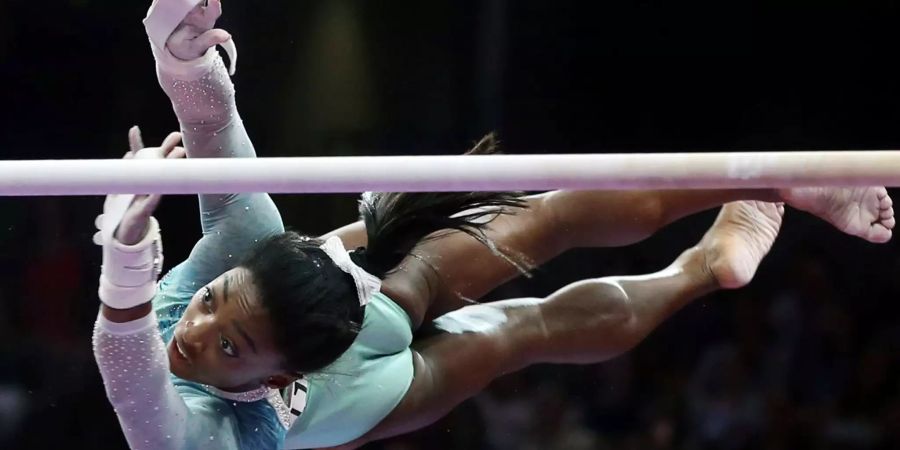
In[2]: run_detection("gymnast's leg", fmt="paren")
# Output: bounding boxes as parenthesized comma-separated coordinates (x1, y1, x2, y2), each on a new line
(336, 201, 783, 449)
(366, 183, 892, 327)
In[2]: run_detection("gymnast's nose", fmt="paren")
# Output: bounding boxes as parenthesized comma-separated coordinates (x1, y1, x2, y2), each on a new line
(183, 319, 209, 353)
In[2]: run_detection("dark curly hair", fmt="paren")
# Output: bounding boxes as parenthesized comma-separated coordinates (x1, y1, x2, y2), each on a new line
(239, 134, 527, 374)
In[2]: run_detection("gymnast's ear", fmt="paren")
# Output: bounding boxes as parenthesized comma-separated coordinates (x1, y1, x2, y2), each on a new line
(264, 374, 298, 390)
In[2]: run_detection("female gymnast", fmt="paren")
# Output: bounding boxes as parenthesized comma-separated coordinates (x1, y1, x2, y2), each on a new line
(92, 1, 896, 449)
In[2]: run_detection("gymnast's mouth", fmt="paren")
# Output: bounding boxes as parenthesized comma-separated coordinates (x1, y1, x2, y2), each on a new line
(170, 334, 192, 364)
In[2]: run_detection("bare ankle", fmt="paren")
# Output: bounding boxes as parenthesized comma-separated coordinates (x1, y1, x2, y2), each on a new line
(675, 246, 720, 291)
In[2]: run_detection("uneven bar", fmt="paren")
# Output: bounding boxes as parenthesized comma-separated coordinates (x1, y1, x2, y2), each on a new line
(2, 152, 900, 196)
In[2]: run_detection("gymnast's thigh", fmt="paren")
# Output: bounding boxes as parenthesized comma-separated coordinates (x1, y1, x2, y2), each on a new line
(347, 300, 546, 446)
(327, 193, 563, 328)
(388, 193, 565, 326)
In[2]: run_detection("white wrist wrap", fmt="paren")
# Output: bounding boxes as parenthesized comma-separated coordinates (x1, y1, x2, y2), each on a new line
(98, 217, 164, 310)
(144, 0, 238, 76)
(144, 0, 202, 52)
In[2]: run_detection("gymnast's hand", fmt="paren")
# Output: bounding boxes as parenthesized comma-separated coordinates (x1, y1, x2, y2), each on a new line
(93, 127, 184, 314)
(113, 127, 186, 245)
(167, 0, 231, 61)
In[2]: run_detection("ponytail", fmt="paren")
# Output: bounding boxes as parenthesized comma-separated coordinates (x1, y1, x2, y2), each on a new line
(357, 133, 528, 278)
(242, 133, 528, 375)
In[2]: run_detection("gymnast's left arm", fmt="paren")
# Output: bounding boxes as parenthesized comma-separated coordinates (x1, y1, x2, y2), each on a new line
(144, 0, 286, 284)
(145, 0, 247, 161)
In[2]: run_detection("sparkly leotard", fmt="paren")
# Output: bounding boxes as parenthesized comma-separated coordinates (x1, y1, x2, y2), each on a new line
(92, 40, 414, 450)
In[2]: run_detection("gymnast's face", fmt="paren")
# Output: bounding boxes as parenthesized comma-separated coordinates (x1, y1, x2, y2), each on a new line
(168, 268, 295, 391)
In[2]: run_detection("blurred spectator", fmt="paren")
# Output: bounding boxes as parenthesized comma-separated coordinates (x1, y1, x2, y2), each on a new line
(22, 199, 83, 349)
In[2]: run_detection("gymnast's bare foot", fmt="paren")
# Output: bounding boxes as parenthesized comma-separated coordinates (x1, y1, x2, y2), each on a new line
(780, 187, 895, 243)
(700, 201, 784, 289)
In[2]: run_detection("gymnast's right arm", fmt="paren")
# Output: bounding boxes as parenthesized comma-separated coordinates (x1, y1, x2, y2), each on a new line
(91, 135, 242, 450)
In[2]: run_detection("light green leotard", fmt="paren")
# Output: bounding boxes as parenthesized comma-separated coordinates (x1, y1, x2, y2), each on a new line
(284, 291, 415, 449)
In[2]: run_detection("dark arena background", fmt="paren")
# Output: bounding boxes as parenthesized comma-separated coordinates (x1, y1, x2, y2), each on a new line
(2, 1, 900, 449)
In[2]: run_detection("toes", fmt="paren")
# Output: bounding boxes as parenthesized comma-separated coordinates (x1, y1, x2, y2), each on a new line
(882, 216, 896, 230)
(868, 224, 893, 243)
(881, 206, 894, 220)
(881, 192, 894, 209)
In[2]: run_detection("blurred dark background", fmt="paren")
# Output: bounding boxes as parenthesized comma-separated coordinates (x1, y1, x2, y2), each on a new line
(3, 0, 900, 449)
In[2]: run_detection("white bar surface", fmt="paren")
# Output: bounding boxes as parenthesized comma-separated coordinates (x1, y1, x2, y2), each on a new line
(2, 152, 900, 196)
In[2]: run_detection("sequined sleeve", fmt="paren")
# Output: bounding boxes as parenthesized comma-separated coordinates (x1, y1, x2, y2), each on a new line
(150, 43, 284, 287)
(93, 311, 242, 450)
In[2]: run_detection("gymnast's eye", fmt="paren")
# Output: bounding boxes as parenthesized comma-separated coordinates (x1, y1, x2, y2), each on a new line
(221, 336, 237, 357)
(202, 287, 213, 308)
